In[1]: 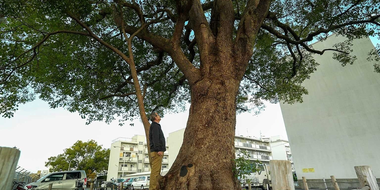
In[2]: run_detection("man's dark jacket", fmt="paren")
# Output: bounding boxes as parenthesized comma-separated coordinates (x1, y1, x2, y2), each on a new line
(149, 122, 166, 152)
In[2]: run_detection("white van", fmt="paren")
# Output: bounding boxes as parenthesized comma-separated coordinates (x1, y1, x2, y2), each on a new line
(130, 175, 150, 189)
(125, 170, 169, 190)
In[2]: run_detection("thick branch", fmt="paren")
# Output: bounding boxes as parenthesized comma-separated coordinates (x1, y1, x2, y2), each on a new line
(189, 0, 214, 53)
(212, 0, 234, 41)
(170, 13, 200, 85)
(235, 0, 271, 62)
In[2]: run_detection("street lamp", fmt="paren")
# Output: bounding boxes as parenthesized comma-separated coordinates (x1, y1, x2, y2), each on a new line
(132, 153, 139, 173)
(68, 160, 72, 171)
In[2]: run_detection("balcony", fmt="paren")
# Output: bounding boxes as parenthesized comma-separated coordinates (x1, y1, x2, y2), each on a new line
(119, 167, 137, 173)
(119, 157, 138, 163)
(235, 143, 271, 152)
(119, 167, 137, 172)
(258, 155, 271, 161)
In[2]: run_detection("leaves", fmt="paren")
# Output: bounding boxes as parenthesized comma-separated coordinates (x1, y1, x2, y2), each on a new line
(1, 0, 379, 122)
(233, 150, 264, 180)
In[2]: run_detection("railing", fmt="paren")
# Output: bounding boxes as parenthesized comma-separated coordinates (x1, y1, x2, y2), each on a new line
(259, 145, 268, 150)
(235, 143, 271, 152)
(119, 157, 138, 162)
(260, 155, 270, 160)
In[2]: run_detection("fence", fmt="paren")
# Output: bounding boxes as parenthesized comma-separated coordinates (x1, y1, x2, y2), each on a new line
(14, 166, 36, 184)
(269, 161, 380, 190)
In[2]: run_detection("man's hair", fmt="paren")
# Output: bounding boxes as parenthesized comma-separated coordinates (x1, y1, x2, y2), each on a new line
(150, 112, 158, 122)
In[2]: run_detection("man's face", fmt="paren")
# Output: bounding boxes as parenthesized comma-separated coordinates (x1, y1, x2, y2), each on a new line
(155, 114, 161, 123)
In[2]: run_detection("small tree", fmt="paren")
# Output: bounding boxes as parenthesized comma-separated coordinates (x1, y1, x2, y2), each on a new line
(234, 150, 264, 190)
(45, 140, 109, 176)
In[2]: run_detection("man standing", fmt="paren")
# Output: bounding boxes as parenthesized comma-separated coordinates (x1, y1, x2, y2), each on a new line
(149, 112, 166, 190)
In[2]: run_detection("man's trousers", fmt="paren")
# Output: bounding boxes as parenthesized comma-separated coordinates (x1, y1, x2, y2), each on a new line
(149, 152, 163, 190)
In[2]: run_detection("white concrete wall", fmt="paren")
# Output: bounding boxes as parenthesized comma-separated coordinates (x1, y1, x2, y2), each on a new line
(107, 141, 122, 181)
(0, 147, 20, 190)
(270, 141, 288, 160)
(167, 128, 185, 169)
(280, 35, 380, 179)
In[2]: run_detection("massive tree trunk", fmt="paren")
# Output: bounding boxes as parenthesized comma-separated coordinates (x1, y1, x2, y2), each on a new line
(161, 50, 243, 189)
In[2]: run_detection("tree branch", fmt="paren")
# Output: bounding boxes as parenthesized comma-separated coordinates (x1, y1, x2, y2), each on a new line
(67, 12, 132, 63)
(120, 1, 145, 24)
(211, 0, 234, 45)
(235, 0, 271, 62)
(244, 75, 270, 93)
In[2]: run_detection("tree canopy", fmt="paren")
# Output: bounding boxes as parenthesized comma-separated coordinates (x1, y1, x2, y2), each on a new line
(1, 0, 378, 123)
(45, 140, 109, 176)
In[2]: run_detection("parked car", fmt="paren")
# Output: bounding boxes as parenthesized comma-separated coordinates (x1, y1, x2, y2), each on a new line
(100, 181, 117, 189)
(131, 176, 150, 190)
(120, 178, 135, 190)
(24, 170, 87, 190)
(24, 175, 49, 189)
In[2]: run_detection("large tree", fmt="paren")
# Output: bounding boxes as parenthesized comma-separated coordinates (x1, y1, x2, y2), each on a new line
(1, 0, 379, 189)
(45, 140, 110, 176)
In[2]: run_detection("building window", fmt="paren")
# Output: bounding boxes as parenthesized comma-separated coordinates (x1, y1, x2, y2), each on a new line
(139, 142, 143, 145)
(145, 164, 149, 168)
(163, 156, 167, 160)
(138, 150, 143, 154)
(162, 165, 167, 169)
(138, 169, 142, 172)
(139, 160, 142, 163)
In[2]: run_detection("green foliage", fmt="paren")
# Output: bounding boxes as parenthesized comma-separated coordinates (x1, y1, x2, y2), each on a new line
(1, 0, 379, 123)
(233, 150, 263, 181)
(45, 140, 110, 175)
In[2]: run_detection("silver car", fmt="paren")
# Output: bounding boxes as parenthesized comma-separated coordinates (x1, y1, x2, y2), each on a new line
(26, 170, 87, 190)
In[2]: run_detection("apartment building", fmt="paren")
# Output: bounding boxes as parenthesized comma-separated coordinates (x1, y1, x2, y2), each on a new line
(106, 135, 169, 181)
(107, 130, 293, 180)
(234, 135, 272, 164)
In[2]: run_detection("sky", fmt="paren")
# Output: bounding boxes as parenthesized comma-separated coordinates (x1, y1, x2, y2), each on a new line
(1, 37, 378, 175)
(0, 99, 287, 174)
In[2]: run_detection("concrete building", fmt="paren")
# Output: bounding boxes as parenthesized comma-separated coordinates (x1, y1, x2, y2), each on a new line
(234, 135, 272, 164)
(280, 35, 380, 179)
(108, 129, 293, 181)
(106, 135, 169, 181)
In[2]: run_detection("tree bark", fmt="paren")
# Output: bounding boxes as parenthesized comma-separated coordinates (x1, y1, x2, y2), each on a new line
(160, 51, 242, 189)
